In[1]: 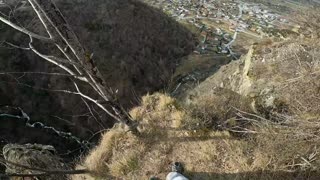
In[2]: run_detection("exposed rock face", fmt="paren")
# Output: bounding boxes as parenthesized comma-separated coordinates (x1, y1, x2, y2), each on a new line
(3, 144, 68, 180)
(0, 0, 196, 158)
(186, 40, 320, 118)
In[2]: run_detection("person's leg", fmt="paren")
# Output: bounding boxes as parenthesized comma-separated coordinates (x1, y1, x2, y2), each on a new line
(166, 172, 189, 180)
(166, 162, 189, 180)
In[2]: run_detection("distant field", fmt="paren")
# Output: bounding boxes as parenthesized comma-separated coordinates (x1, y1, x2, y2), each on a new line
(244, 0, 315, 13)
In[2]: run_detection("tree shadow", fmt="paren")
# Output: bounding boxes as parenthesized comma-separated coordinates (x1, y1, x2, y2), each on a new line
(164, 135, 232, 142)
(139, 125, 235, 143)
(0, 0, 197, 167)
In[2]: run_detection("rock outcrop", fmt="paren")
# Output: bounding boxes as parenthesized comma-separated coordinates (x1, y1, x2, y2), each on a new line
(3, 143, 68, 180)
(186, 39, 320, 118)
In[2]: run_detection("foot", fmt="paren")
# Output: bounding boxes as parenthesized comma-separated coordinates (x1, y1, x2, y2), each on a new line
(171, 162, 184, 173)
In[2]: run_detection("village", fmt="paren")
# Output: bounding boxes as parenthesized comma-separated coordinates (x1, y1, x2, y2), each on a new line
(143, 0, 300, 55)
(1, 0, 300, 55)
(140, 0, 302, 96)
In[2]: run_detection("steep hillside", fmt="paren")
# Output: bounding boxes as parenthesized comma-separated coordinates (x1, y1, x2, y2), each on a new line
(1, 1, 320, 180)
(72, 31, 320, 180)
(0, 0, 196, 158)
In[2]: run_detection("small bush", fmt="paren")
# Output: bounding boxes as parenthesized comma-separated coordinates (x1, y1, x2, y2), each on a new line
(183, 88, 253, 131)
(130, 93, 186, 132)
(249, 116, 320, 172)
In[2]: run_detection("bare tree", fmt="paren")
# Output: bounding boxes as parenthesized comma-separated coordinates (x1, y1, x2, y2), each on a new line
(0, 0, 138, 133)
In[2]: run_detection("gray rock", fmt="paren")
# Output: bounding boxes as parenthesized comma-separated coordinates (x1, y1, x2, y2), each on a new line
(3, 144, 69, 180)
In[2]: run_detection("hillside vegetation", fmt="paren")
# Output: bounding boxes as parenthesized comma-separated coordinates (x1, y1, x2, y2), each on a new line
(0, 0, 196, 157)
(71, 10, 320, 180)
(1, 1, 320, 180)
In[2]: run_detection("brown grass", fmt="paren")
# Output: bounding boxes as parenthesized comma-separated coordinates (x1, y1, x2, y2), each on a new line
(249, 39, 320, 119)
(295, 8, 320, 38)
(83, 128, 125, 177)
(130, 93, 186, 131)
(72, 90, 320, 179)
(72, 16, 320, 178)
(184, 88, 253, 132)
(72, 126, 146, 179)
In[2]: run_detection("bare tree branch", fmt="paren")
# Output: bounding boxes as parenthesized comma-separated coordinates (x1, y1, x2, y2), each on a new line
(28, 36, 88, 82)
(81, 97, 105, 129)
(0, 0, 139, 133)
(72, 82, 125, 123)
(0, 71, 85, 79)
(0, 105, 92, 148)
(0, 15, 52, 42)
(1, 41, 30, 50)
(29, 0, 114, 101)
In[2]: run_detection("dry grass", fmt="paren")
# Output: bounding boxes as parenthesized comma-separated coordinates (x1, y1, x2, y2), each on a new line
(84, 128, 123, 176)
(249, 39, 320, 119)
(252, 123, 320, 172)
(72, 93, 186, 179)
(130, 93, 186, 131)
(72, 21, 320, 179)
(72, 90, 320, 180)
(72, 126, 146, 179)
(295, 8, 320, 38)
(184, 88, 253, 132)
(171, 54, 230, 81)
